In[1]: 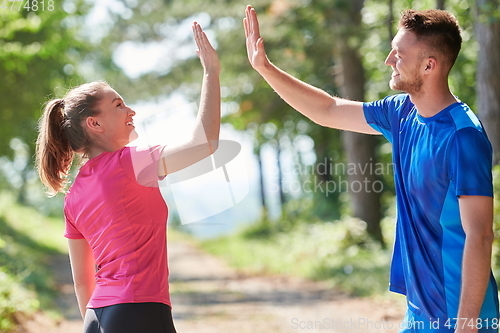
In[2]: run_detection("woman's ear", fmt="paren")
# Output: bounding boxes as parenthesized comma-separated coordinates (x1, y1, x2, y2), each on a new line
(85, 116, 104, 133)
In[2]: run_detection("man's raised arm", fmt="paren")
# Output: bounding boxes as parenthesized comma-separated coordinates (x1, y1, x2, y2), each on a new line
(244, 5, 379, 135)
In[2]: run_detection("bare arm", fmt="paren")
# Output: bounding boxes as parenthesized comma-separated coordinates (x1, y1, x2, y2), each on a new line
(158, 22, 221, 177)
(244, 5, 379, 135)
(68, 238, 96, 319)
(455, 195, 494, 333)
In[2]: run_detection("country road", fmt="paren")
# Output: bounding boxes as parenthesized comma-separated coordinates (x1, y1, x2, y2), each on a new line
(18, 238, 405, 333)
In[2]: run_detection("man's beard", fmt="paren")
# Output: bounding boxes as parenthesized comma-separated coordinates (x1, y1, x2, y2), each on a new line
(389, 70, 423, 95)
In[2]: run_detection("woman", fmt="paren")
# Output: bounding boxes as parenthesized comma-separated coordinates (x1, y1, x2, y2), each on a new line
(35, 22, 220, 333)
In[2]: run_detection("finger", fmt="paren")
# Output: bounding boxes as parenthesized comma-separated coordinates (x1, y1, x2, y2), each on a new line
(243, 17, 249, 39)
(245, 5, 253, 37)
(249, 7, 261, 39)
(194, 23, 216, 58)
(192, 22, 199, 44)
(193, 23, 204, 55)
(246, 6, 253, 35)
(245, 4, 253, 22)
(198, 31, 212, 54)
(245, 5, 251, 27)
(193, 22, 205, 50)
(257, 37, 265, 51)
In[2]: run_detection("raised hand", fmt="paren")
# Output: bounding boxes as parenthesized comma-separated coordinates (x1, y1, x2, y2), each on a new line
(192, 22, 220, 76)
(244, 5, 269, 71)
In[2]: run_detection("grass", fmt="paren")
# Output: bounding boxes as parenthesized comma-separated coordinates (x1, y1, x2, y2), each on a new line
(0, 191, 66, 332)
(199, 168, 500, 299)
(200, 216, 394, 297)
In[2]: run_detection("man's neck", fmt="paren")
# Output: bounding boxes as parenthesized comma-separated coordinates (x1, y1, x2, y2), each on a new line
(409, 85, 459, 118)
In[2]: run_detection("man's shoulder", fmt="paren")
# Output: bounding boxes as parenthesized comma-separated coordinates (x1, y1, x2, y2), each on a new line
(364, 93, 412, 112)
(386, 92, 411, 103)
(448, 103, 485, 132)
(372, 93, 413, 112)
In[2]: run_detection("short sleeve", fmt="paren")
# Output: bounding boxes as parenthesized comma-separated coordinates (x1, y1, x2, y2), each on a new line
(120, 145, 166, 187)
(63, 204, 84, 239)
(363, 94, 410, 142)
(449, 127, 493, 197)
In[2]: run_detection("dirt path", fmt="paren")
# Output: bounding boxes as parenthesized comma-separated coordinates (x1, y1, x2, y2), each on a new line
(19, 239, 406, 333)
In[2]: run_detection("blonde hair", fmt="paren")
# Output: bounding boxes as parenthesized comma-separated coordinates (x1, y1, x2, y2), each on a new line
(35, 81, 111, 196)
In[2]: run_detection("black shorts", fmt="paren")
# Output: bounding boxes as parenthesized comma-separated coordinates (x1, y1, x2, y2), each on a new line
(83, 302, 177, 333)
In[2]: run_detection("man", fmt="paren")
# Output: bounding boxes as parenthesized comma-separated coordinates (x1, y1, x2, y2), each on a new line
(244, 5, 498, 333)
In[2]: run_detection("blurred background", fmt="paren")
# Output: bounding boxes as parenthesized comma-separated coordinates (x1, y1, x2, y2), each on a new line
(0, 0, 499, 331)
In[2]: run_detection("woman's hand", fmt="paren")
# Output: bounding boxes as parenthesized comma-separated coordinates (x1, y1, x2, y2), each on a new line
(156, 22, 221, 178)
(192, 22, 220, 76)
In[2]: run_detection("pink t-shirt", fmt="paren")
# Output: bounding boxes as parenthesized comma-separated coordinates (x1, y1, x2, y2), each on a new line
(64, 146, 170, 309)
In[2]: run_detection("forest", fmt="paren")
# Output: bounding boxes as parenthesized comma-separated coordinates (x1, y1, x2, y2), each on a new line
(0, 0, 499, 331)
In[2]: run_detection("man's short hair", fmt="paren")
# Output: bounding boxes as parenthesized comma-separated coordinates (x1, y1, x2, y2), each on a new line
(399, 9, 462, 71)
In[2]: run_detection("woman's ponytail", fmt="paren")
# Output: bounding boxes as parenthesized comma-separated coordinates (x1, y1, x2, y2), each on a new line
(36, 98, 74, 196)
(35, 81, 111, 196)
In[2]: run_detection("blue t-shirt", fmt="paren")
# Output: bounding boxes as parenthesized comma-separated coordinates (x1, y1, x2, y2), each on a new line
(363, 94, 498, 324)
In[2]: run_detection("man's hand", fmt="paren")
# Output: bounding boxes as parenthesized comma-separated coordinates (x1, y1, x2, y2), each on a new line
(244, 5, 270, 71)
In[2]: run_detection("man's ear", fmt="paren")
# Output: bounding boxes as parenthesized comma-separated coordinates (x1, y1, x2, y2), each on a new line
(85, 116, 104, 133)
(424, 57, 437, 73)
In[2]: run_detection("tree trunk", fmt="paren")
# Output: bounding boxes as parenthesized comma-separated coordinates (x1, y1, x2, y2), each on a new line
(17, 167, 28, 205)
(436, 0, 446, 9)
(388, 0, 395, 41)
(475, 0, 500, 165)
(339, 47, 385, 248)
(276, 137, 286, 218)
(330, 0, 385, 247)
(256, 146, 268, 219)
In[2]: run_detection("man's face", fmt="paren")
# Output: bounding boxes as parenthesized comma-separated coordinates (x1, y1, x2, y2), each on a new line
(385, 29, 427, 95)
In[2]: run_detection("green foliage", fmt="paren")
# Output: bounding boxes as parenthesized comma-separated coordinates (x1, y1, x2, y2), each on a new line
(0, 266, 36, 332)
(0, 191, 66, 332)
(0, 7, 89, 158)
(202, 216, 392, 296)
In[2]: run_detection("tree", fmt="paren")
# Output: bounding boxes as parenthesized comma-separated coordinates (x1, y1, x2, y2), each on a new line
(326, 0, 385, 247)
(0, 9, 87, 157)
(474, 0, 500, 164)
(77, 0, 484, 245)
(95, 0, 386, 239)
(0, 7, 92, 201)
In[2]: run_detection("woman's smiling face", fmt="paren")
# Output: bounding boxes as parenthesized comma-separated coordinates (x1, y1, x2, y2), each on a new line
(92, 88, 138, 149)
